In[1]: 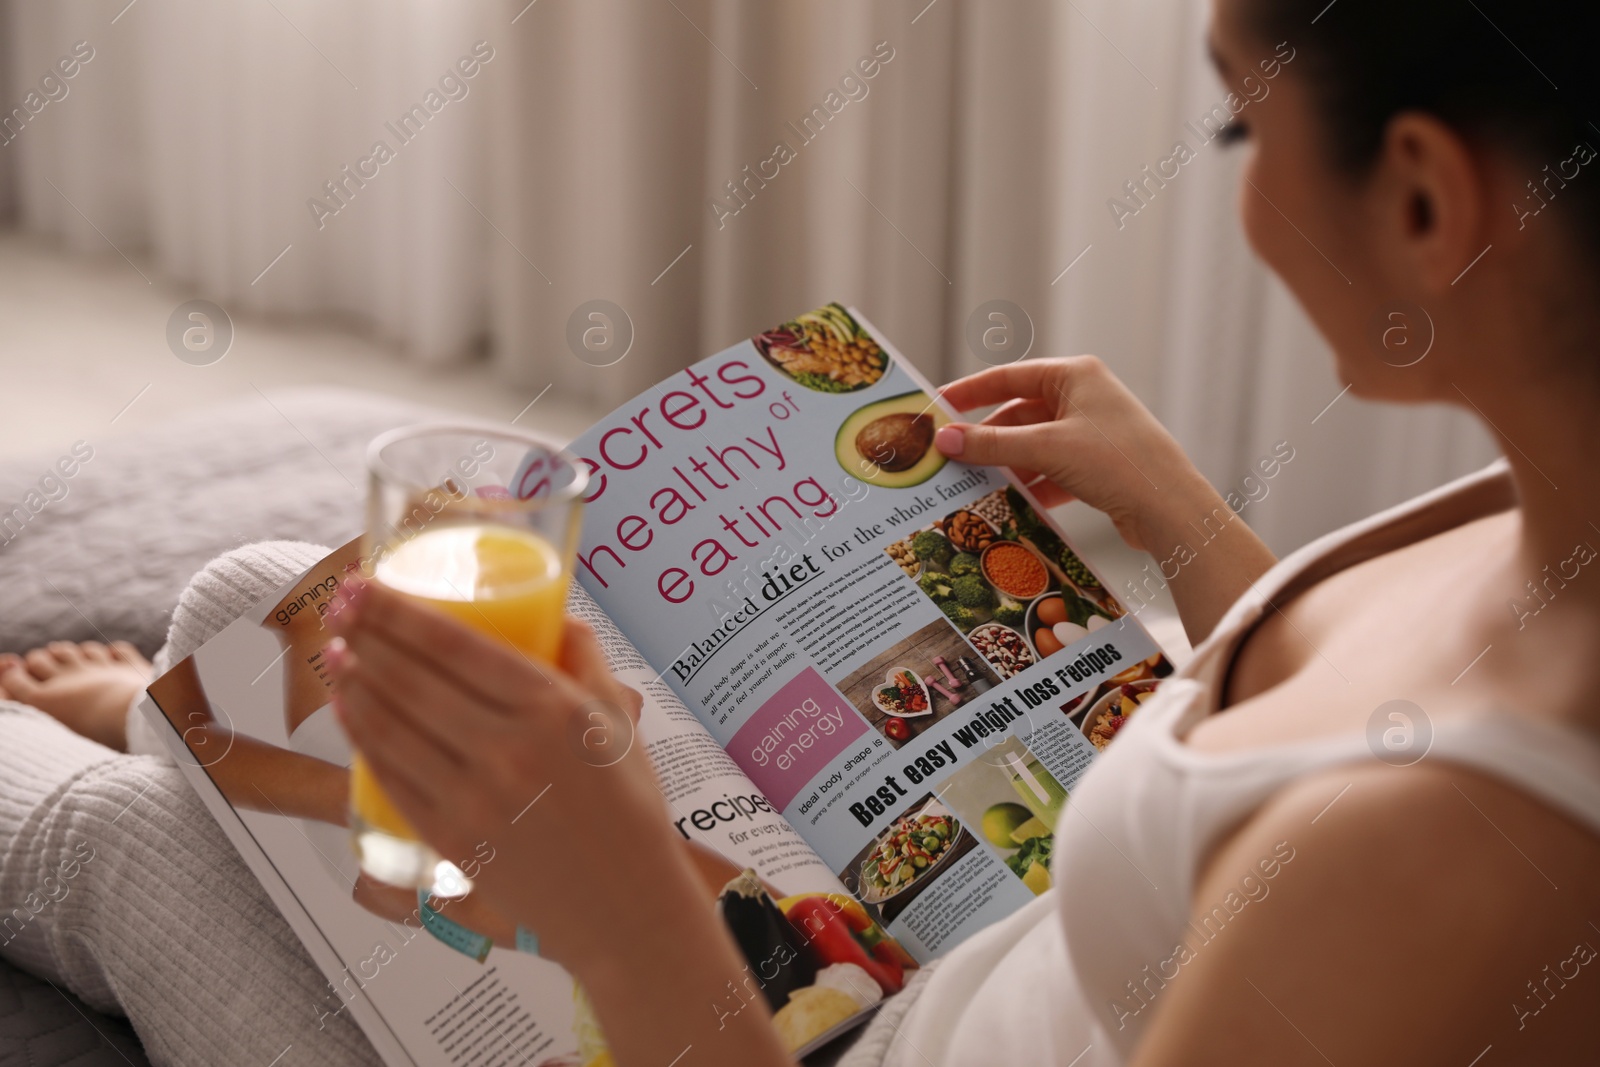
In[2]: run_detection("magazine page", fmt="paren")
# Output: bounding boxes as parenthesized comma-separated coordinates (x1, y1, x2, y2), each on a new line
(138, 537, 899, 1064)
(568, 303, 1176, 963)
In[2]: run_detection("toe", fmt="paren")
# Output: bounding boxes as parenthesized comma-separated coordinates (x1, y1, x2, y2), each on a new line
(111, 641, 152, 670)
(81, 641, 112, 664)
(48, 641, 84, 666)
(0, 653, 18, 699)
(1, 661, 39, 701)
(25, 647, 61, 679)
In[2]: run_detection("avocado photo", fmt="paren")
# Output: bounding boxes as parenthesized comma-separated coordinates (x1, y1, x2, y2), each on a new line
(835, 391, 951, 488)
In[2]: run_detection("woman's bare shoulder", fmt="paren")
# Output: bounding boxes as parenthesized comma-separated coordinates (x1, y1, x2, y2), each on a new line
(1128, 760, 1600, 1066)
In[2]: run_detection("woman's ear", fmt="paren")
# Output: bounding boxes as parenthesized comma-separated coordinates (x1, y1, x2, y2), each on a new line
(1376, 112, 1488, 293)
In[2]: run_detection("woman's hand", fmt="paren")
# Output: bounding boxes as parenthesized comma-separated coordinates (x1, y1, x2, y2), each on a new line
(935, 357, 1211, 552)
(325, 582, 794, 1067)
(325, 580, 668, 967)
(936, 357, 1277, 643)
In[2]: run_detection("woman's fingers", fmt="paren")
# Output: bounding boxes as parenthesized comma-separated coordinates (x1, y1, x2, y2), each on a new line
(334, 581, 546, 710)
(336, 598, 630, 784)
(936, 414, 1077, 500)
(557, 619, 645, 725)
(557, 620, 645, 746)
(375, 756, 464, 857)
(337, 629, 498, 756)
(619, 685, 644, 724)
(336, 670, 463, 791)
(935, 419, 1051, 467)
(983, 397, 1054, 428)
(937, 359, 1085, 413)
(341, 712, 468, 860)
(937, 363, 1052, 412)
(557, 619, 612, 695)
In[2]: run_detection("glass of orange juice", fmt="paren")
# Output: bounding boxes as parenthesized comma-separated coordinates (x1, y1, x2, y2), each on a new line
(352, 424, 587, 893)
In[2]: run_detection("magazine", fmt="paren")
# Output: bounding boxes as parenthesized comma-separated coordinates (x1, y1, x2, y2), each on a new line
(137, 303, 1175, 1066)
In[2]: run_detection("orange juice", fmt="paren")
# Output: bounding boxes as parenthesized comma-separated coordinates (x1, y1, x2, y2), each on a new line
(353, 523, 568, 840)
(375, 523, 568, 657)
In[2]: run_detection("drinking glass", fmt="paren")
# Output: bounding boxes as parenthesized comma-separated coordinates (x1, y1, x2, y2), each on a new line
(1002, 751, 1068, 833)
(351, 424, 587, 893)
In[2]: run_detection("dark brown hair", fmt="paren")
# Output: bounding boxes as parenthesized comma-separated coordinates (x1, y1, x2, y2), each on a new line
(1246, 0, 1600, 248)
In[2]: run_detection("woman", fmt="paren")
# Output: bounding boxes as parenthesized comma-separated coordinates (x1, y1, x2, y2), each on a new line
(4, 0, 1599, 1063)
(326, 0, 1600, 1062)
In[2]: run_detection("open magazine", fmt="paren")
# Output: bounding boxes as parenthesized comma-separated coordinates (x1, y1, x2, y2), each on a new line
(137, 304, 1175, 1066)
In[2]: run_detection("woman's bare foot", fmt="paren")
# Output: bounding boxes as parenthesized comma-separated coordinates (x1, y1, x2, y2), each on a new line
(0, 640, 151, 752)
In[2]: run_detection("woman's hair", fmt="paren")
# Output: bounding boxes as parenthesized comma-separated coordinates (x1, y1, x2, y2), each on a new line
(1245, 0, 1600, 255)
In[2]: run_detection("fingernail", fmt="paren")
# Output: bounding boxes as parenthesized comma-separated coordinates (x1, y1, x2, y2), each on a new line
(935, 425, 965, 457)
(325, 637, 348, 673)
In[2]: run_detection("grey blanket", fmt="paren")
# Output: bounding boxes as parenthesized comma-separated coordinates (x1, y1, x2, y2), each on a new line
(0, 387, 439, 656)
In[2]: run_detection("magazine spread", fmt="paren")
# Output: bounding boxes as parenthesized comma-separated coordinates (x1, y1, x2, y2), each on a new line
(138, 303, 1174, 1066)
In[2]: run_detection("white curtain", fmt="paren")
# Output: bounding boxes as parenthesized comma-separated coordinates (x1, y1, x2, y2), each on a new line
(2, 0, 1495, 554)
(4, 0, 501, 362)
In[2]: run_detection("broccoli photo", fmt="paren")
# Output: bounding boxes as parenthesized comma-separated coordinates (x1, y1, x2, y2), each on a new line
(993, 597, 1025, 627)
(939, 600, 976, 629)
(918, 572, 954, 600)
(949, 552, 980, 577)
(910, 529, 954, 565)
(951, 574, 995, 610)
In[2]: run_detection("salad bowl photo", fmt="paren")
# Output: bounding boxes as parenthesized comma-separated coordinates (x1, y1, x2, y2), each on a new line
(858, 801, 964, 905)
(752, 303, 888, 394)
(872, 668, 932, 718)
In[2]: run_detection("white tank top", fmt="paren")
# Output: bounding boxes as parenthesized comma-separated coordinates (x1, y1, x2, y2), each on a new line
(885, 460, 1600, 1066)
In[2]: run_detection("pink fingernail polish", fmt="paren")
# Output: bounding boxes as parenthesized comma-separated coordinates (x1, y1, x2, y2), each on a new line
(935, 425, 964, 457)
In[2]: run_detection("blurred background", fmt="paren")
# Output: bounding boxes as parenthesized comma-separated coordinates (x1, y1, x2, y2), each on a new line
(0, 0, 1495, 580)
